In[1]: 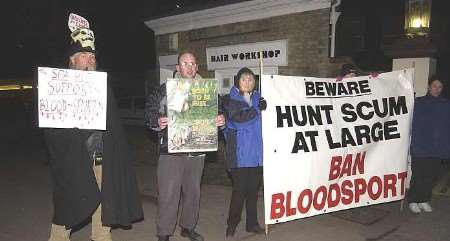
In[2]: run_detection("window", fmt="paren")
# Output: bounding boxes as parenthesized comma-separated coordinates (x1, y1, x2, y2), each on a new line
(168, 33, 178, 51)
(223, 78, 231, 88)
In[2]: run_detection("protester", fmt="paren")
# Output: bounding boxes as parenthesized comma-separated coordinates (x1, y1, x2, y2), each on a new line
(221, 67, 266, 237)
(44, 24, 143, 241)
(337, 63, 379, 81)
(408, 75, 450, 213)
(145, 51, 225, 241)
(340, 63, 359, 78)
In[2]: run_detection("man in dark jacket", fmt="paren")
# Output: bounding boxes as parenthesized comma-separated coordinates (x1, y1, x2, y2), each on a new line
(45, 26, 143, 241)
(145, 51, 225, 241)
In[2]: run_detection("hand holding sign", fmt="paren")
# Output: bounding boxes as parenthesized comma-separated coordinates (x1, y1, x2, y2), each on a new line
(38, 67, 107, 130)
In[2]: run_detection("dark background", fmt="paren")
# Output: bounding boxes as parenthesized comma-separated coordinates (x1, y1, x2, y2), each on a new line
(335, 0, 449, 79)
(1, 0, 244, 81)
(1, 0, 449, 90)
(2, 0, 158, 79)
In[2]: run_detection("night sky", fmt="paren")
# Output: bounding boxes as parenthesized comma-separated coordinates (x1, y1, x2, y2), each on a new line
(3, 0, 162, 79)
(3, 0, 449, 82)
(2, 0, 242, 80)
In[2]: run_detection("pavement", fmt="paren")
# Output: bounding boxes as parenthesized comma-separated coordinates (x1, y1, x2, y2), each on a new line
(1, 122, 450, 241)
(134, 155, 450, 241)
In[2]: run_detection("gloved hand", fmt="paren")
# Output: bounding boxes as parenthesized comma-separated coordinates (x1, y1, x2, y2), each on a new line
(259, 97, 267, 111)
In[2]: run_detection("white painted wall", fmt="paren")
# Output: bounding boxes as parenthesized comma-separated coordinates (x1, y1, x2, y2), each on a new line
(215, 67, 278, 95)
(158, 55, 178, 85)
(393, 57, 436, 97)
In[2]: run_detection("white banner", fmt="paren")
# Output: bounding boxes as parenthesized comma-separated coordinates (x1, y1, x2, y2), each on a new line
(38, 67, 107, 130)
(262, 69, 415, 224)
(206, 39, 288, 70)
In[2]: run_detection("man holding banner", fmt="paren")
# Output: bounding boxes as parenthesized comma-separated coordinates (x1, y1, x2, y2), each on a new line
(44, 15, 143, 241)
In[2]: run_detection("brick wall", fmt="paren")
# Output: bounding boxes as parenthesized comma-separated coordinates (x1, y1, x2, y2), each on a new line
(155, 8, 342, 78)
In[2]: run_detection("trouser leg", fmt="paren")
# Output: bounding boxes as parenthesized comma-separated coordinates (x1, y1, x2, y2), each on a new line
(435, 160, 450, 193)
(245, 167, 263, 229)
(227, 168, 247, 228)
(179, 155, 205, 230)
(157, 155, 184, 236)
(48, 224, 71, 241)
(91, 164, 112, 241)
(409, 157, 440, 203)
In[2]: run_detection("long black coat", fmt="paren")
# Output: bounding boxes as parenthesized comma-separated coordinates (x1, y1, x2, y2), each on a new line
(44, 87, 143, 228)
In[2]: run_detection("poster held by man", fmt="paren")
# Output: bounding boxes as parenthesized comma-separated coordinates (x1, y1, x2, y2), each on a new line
(166, 78, 218, 153)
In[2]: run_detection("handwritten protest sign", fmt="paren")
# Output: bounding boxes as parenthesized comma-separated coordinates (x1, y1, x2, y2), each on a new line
(68, 13, 90, 32)
(38, 67, 107, 130)
(166, 78, 218, 153)
(262, 69, 414, 224)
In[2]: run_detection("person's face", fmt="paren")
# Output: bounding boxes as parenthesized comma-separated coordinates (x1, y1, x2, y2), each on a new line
(238, 73, 255, 93)
(176, 53, 198, 78)
(429, 79, 443, 97)
(70, 52, 96, 71)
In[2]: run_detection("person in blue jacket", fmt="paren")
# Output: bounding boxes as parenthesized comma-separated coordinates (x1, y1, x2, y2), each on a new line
(409, 75, 450, 213)
(222, 67, 267, 237)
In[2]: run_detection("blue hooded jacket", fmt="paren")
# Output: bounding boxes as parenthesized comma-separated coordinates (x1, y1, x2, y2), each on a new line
(222, 86, 263, 169)
(410, 94, 450, 158)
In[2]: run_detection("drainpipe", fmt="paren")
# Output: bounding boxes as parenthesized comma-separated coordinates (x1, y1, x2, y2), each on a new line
(330, 0, 342, 58)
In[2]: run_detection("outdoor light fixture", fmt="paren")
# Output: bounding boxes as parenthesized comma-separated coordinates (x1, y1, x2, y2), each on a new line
(404, 0, 432, 37)
(0, 85, 22, 91)
(0, 83, 33, 91)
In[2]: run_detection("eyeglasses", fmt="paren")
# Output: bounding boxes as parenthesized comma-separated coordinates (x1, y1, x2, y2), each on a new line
(180, 62, 197, 68)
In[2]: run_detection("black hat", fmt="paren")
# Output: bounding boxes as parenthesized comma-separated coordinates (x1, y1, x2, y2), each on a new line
(66, 42, 95, 59)
(340, 63, 359, 77)
(234, 67, 255, 87)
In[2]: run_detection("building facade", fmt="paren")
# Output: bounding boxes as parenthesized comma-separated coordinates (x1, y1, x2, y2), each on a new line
(145, 0, 342, 94)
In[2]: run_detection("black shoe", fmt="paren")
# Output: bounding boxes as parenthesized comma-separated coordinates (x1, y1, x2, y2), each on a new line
(180, 228, 204, 241)
(246, 224, 264, 234)
(157, 235, 169, 241)
(226, 226, 236, 238)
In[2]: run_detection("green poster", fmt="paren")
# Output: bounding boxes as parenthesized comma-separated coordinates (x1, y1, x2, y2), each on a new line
(166, 78, 218, 153)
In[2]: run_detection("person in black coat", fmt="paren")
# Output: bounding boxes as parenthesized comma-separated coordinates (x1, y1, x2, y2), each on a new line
(408, 75, 450, 213)
(44, 26, 143, 241)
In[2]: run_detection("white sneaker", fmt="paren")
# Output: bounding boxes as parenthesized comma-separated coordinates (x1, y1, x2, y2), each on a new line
(408, 203, 421, 213)
(418, 202, 433, 212)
